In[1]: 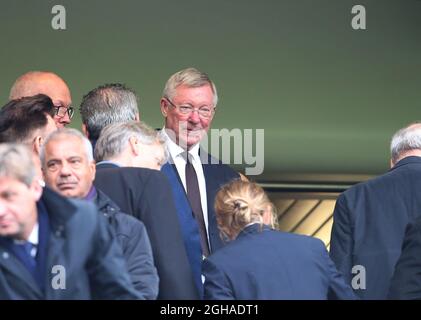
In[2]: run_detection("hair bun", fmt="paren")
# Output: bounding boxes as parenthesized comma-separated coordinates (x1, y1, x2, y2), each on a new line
(233, 199, 248, 211)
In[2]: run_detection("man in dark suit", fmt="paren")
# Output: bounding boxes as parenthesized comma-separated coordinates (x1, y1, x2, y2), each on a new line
(0, 144, 140, 299)
(159, 68, 240, 296)
(94, 167, 199, 299)
(388, 216, 421, 299)
(79, 84, 199, 299)
(41, 128, 159, 299)
(330, 122, 421, 299)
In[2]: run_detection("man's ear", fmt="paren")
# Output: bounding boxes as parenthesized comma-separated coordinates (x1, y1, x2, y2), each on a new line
(128, 136, 140, 156)
(135, 113, 140, 122)
(89, 160, 96, 181)
(82, 124, 89, 138)
(33, 136, 43, 156)
(390, 158, 395, 168)
(30, 178, 43, 202)
(160, 98, 168, 117)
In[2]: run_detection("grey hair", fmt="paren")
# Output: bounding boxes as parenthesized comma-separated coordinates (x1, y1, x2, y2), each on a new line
(162, 67, 218, 107)
(390, 122, 421, 164)
(79, 83, 139, 141)
(94, 121, 166, 162)
(0, 144, 36, 186)
(40, 128, 93, 166)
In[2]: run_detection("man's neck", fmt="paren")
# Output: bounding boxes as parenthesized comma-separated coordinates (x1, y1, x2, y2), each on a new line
(392, 151, 421, 167)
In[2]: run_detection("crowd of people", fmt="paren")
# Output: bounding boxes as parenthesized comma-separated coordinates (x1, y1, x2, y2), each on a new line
(0, 68, 420, 299)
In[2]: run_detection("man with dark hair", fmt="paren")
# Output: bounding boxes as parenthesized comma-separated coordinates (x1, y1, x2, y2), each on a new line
(9, 71, 73, 128)
(79, 83, 139, 147)
(0, 94, 57, 156)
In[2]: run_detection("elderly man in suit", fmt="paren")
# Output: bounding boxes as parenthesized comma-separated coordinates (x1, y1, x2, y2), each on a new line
(159, 68, 240, 295)
(0, 144, 140, 299)
(330, 122, 421, 299)
(80, 83, 199, 299)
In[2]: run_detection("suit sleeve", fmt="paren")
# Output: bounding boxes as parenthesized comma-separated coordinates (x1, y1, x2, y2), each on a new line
(315, 240, 357, 300)
(121, 219, 159, 300)
(202, 258, 234, 300)
(329, 194, 354, 285)
(87, 211, 142, 300)
(388, 220, 421, 299)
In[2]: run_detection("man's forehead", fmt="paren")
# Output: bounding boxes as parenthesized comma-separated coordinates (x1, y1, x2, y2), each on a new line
(0, 176, 25, 189)
(45, 137, 85, 154)
(23, 76, 71, 105)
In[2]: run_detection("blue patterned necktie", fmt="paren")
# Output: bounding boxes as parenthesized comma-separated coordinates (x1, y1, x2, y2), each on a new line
(22, 241, 37, 268)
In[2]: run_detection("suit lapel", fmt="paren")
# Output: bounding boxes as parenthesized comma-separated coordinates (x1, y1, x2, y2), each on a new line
(164, 154, 189, 198)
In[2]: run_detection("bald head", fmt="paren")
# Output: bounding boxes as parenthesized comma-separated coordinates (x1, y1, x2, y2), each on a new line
(9, 71, 72, 128)
(390, 122, 421, 166)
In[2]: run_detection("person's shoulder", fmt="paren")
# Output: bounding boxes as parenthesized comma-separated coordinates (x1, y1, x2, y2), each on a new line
(200, 151, 239, 178)
(97, 166, 167, 184)
(114, 211, 146, 231)
(265, 229, 326, 252)
(67, 198, 100, 220)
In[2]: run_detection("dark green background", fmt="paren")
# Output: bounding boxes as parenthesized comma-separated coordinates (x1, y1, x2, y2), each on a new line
(1, 0, 420, 182)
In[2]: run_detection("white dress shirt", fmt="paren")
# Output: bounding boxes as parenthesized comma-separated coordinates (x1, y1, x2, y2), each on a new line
(160, 129, 210, 240)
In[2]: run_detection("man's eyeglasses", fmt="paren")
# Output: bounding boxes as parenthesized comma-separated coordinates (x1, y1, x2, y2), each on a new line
(165, 98, 215, 119)
(53, 105, 74, 119)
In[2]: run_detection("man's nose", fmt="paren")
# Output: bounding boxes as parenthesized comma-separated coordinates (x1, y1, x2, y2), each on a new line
(59, 162, 72, 176)
(188, 110, 201, 123)
(60, 112, 71, 125)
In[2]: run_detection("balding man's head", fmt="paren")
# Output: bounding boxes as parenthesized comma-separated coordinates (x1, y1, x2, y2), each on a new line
(9, 71, 73, 128)
(390, 122, 421, 166)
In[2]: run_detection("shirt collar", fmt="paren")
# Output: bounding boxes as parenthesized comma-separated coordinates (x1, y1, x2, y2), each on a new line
(84, 185, 97, 201)
(28, 223, 39, 246)
(14, 223, 39, 246)
(96, 160, 121, 167)
(161, 127, 200, 160)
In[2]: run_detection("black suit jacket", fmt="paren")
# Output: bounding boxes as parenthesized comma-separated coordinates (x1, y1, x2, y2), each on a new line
(330, 156, 421, 299)
(388, 217, 421, 299)
(94, 164, 199, 299)
(201, 153, 240, 252)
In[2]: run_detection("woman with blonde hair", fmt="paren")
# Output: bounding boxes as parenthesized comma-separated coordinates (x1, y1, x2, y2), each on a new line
(202, 180, 355, 300)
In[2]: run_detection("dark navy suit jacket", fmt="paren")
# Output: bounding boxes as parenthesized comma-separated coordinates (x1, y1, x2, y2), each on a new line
(203, 224, 355, 300)
(94, 164, 199, 299)
(160, 153, 239, 296)
(388, 216, 421, 299)
(330, 156, 421, 299)
(201, 154, 240, 252)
